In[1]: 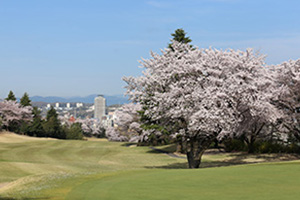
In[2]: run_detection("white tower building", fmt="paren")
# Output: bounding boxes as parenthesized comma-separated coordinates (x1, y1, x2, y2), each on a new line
(94, 95, 106, 120)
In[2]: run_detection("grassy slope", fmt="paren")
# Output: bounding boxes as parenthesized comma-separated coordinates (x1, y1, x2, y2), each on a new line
(1, 132, 300, 199)
(0, 132, 185, 199)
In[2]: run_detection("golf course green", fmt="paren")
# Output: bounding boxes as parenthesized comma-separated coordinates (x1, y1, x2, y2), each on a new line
(1, 131, 300, 200)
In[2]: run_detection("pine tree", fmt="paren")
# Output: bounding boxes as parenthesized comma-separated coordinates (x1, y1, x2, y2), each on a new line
(64, 123, 83, 140)
(20, 92, 31, 107)
(46, 106, 58, 121)
(43, 106, 65, 139)
(18, 93, 32, 134)
(168, 28, 192, 50)
(27, 107, 45, 137)
(5, 91, 16, 101)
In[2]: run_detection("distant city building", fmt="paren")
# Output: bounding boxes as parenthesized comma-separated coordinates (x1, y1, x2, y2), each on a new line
(66, 103, 70, 108)
(86, 105, 95, 112)
(94, 95, 106, 120)
(47, 103, 51, 108)
(76, 103, 83, 108)
(55, 102, 60, 108)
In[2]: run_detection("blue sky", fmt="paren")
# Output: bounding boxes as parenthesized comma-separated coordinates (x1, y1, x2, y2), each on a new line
(1, 0, 299, 98)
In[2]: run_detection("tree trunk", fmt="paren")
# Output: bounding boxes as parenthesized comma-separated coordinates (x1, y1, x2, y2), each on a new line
(176, 137, 186, 154)
(247, 140, 255, 154)
(187, 150, 204, 168)
(186, 137, 206, 168)
(245, 135, 255, 154)
(213, 138, 219, 148)
(249, 123, 265, 153)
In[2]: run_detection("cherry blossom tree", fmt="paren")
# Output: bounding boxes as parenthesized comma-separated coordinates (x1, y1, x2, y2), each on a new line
(75, 118, 106, 137)
(73, 118, 94, 136)
(106, 126, 128, 142)
(59, 115, 100, 137)
(229, 63, 282, 153)
(124, 42, 279, 168)
(106, 103, 142, 142)
(60, 115, 107, 138)
(273, 59, 300, 142)
(0, 100, 32, 131)
(91, 121, 106, 138)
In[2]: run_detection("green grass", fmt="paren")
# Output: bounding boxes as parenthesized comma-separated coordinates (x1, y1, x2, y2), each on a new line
(1, 132, 300, 200)
(0, 132, 186, 199)
(66, 162, 300, 200)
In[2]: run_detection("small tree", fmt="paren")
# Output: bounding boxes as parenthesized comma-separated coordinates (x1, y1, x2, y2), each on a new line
(27, 107, 45, 137)
(77, 119, 93, 137)
(43, 107, 65, 139)
(92, 122, 106, 138)
(106, 126, 128, 142)
(20, 92, 31, 107)
(18, 92, 33, 134)
(168, 28, 192, 50)
(107, 103, 142, 142)
(63, 123, 83, 140)
(0, 100, 32, 131)
(5, 91, 17, 101)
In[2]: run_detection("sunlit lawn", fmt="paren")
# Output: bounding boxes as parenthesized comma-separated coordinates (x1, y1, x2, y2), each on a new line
(0, 131, 299, 200)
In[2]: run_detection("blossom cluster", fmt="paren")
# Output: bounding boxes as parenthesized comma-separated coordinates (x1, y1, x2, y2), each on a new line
(0, 100, 32, 128)
(123, 42, 293, 143)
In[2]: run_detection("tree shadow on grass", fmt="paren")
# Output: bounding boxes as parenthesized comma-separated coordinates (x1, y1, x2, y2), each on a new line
(121, 142, 137, 147)
(147, 145, 177, 153)
(145, 160, 246, 169)
(145, 162, 188, 169)
(146, 147, 186, 159)
(225, 152, 300, 163)
(145, 151, 300, 169)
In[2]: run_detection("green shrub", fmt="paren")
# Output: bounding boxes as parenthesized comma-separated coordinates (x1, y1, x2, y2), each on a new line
(64, 123, 83, 140)
(224, 139, 247, 152)
(224, 138, 300, 154)
(96, 127, 106, 138)
(286, 143, 300, 154)
(254, 141, 300, 154)
(257, 142, 284, 153)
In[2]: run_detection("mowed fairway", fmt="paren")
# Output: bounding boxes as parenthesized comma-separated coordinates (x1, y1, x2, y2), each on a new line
(66, 162, 300, 200)
(0, 132, 186, 199)
(1, 132, 300, 200)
